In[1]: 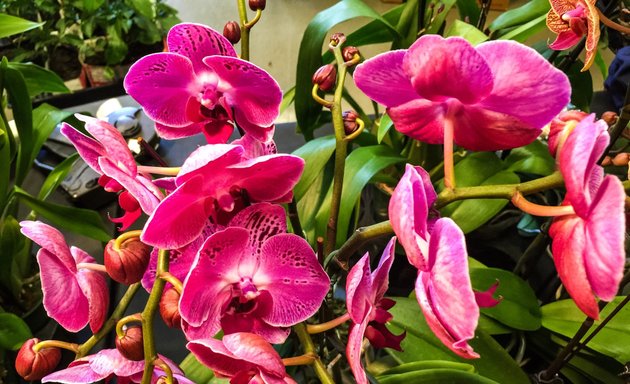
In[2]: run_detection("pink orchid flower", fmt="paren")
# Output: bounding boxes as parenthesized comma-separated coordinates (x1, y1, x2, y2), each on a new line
(188, 333, 296, 384)
(550, 114, 625, 319)
(546, 0, 599, 70)
(179, 203, 329, 343)
(61, 115, 163, 230)
(19, 221, 108, 333)
(547, 109, 589, 157)
(41, 349, 191, 383)
(389, 165, 481, 358)
(354, 35, 570, 151)
(346, 237, 405, 384)
(141, 144, 304, 250)
(124, 23, 281, 143)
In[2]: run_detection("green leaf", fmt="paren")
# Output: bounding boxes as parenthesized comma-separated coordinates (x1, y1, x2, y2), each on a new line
(295, 0, 398, 139)
(280, 87, 295, 115)
(425, 0, 457, 34)
(456, 0, 481, 26)
(542, 297, 630, 363)
(181, 352, 215, 384)
(496, 14, 547, 42)
(377, 113, 393, 144)
(38, 154, 79, 201)
(0, 216, 29, 297)
(82, 0, 106, 12)
(445, 20, 489, 45)
(30, 104, 73, 180)
(388, 297, 530, 384)
(105, 25, 128, 65)
(4, 65, 33, 187)
(470, 268, 541, 331)
(566, 60, 593, 112)
(0, 104, 10, 209)
(504, 140, 555, 176)
(477, 314, 513, 335)
(488, 0, 550, 32)
(0, 14, 44, 39)
(380, 361, 475, 376)
(394, 0, 419, 48)
(0, 313, 32, 350)
(379, 368, 500, 384)
(297, 168, 333, 242)
(7, 63, 70, 97)
(292, 135, 336, 200)
(315, 145, 405, 247)
(14, 188, 111, 242)
(128, 0, 156, 19)
(593, 49, 608, 79)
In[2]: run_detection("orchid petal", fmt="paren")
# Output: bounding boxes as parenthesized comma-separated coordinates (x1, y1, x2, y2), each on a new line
(232, 154, 304, 203)
(371, 237, 396, 302)
(353, 50, 419, 107)
(99, 158, 160, 214)
(167, 23, 237, 75)
(20, 221, 76, 271)
(41, 363, 107, 383)
(177, 144, 243, 182)
(229, 203, 287, 257)
(387, 99, 446, 145)
(75, 264, 109, 333)
(347, 316, 371, 384)
(76, 115, 136, 174)
(404, 35, 493, 104)
(59, 123, 104, 172)
(549, 30, 583, 50)
(154, 121, 204, 140)
(223, 333, 286, 377)
(187, 338, 258, 378)
(346, 252, 373, 323)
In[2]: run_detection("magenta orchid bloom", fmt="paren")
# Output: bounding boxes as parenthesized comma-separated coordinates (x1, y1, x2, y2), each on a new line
(354, 35, 570, 151)
(141, 144, 304, 249)
(550, 114, 625, 319)
(61, 115, 163, 230)
(179, 203, 329, 343)
(19, 221, 108, 333)
(346, 237, 405, 384)
(188, 333, 296, 384)
(41, 349, 191, 384)
(124, 23, 281, 143)
(389, 164, 480, 358)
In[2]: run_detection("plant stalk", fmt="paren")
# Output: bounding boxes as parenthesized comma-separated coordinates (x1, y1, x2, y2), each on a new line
(294, 323, 335, 384)
(237, 0, 250, 61)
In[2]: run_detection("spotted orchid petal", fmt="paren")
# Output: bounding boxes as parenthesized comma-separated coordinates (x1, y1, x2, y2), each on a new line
(167, 23, 236, 75)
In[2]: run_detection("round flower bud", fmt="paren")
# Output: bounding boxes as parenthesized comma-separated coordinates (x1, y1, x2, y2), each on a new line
(15, 338, 61, 381)
(601, 111, 618, 126)
(312, 64, 337, 92)
(159, 287, 182, 328)
(223, 21, 241, 45)
(342, 46, 360, 63)
(547, 110, 589, 158)
(104, 237, 151, 285)
(115, 325, 144, 361)
(249, 0, 266, 11)
(330, 32, 346, 47)
(343, 111, 360, 135)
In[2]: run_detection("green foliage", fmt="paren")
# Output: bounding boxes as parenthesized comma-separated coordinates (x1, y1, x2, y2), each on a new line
(0, 313, 32, 350)
(0, 13, 43, 38)
(445, 20, 488, 45)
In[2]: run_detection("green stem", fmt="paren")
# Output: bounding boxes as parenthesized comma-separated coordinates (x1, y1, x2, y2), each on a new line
(77, 283, 140, 358)
(294, 323, 335, 384)
(237, 0, 250, 61)
(324, 44, 349, 257)
(141, 249, 169, 384)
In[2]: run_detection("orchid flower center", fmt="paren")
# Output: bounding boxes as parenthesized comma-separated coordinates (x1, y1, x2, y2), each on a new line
(562, 5, 588, 36)
(225, 277, 261, 315)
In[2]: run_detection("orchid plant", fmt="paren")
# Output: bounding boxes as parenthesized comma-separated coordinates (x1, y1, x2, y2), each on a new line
(12, 0, 630, 383)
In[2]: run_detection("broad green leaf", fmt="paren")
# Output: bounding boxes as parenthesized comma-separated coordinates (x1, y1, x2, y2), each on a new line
(380, 361, 475, 376)
(445, 20, 489, 45)
(0, 107, 9, 209)
(38, 154, 79, 201)
(456, 0, 481, 26)
(377, 113, 393, 144)
(297, 168, 332, 242)
(542, 297, 630, 363)
(129, 0, 156, 19)
(477, 314, 513, 335)
(504, 140, 555, 176)
(181, 352, 215, 383)
(379, 368, 500, 383)
(14, 188, 111, 242)
(394, 0, 419, 48)
(31, 104, 73, 175)
(295, 0, 398, 139)
(0, 216, 28, 297)
(566, 60, 593, 112)
(0, 313, 32, 350)
(7, 63, 70, 97)
(105, 25, 128, 65)
(0, 14, 44, 38)
(594, 49, 608, 79)
(388, 297, 530, 383)
(5, 65, 33, 187)
(497, 14, 547, 42)
(292, 135, 336, 200)
(470, 268, 541, 331)
(82, 0, 106, 12)
(280, 87, 295, 115)
(425, 0, 457, 34)
(315, 145, 405, 247)
(488, 0, 550, 32)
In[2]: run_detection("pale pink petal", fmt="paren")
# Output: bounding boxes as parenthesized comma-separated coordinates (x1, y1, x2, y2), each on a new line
(223, 333, 286, 377)
(404, 35, 493, 104)
(37, 249, 89, 332)
(76, 115, 137, 174)
(346, 252, 373, 323)
(20, 221, 76, 271)
(204, 56, 282, 129)
(550, 215, 599, 319)
(233, 135, 278, 158)
(90, 349, 144, 377)
(180, 228, 250, 328)
(228, 203, 287, 257)
(60, 123, 104, 172)
(41, 363, 106, 383)
(346, 316, 371, 384)
(124, 52, 198, 127)
(167, 23, 237, 75)
(177, 144, 243, 182)
(371, 237, 396, 302)
(584, 176, 625, 301)
(99, 158, 160, 214)
(416, 218, 479, 359)
(75, 267, 109, 333)
(256, 234, 330, 326)
(353, 50, 419, 107)
(476, 40, 571, 129)
(187, 338, 258, 378)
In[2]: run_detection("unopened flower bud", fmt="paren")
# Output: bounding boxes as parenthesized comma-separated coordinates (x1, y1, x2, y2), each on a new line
(115, 325, 144, 361)
(312, 64, 337, 92)
(330, 32, 346, 47)
(343, 111, 359, 135)
(223, 21, 241, 45)
(15, 338, 61, 381)
(601, 111, 618, 126)
(547, 110, 589, 157)
(104, 236, 151, 285)
(159, 287, 182, 328)
(342, 46, 360, 63)
(249, 0, 266, 11)
(157, 377, 179, 384)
